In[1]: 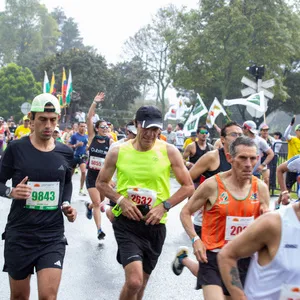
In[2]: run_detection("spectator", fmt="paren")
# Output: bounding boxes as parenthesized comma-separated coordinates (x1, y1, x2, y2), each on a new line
(162, 124, 176, 145)
(175, 123, 185, 152)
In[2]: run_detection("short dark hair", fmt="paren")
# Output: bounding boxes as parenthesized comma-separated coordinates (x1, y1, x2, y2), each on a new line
(221, 121, 241, 137)
(273, 131, 282, 139)
(177, 123, 184, 130)
(229, 136, 257, 157)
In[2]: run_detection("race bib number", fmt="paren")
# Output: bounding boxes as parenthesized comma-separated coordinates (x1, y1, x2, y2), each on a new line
(89, 156, 105, 170)
(127, 188, 157, 207)
(225, 216, 254, 241)
(25, 181, 60, 210)
(279, 284, 300, 300)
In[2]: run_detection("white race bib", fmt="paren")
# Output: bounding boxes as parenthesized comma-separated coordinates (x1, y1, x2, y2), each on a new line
(225, 216, 254, 241)
(25, 181, 60, 210)
(127, 188, 157, 207)
(279, 284, 300, 299)
(89, 156, 105, 170)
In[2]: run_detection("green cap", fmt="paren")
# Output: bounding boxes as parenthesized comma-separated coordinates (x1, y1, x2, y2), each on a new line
(31, 93, 61, 114)
(295, 124, 300, 131)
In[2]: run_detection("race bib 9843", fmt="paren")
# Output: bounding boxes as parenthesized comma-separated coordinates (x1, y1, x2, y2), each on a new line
(25, 181, 60, 210)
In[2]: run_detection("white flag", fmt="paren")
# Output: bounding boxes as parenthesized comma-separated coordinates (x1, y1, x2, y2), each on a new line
(223, 91, 265, 112)
(164, 104, 177, 120)
(43, 71, 50, 93)
(206, 97, 227, 128)
(183, 94, 208, 135)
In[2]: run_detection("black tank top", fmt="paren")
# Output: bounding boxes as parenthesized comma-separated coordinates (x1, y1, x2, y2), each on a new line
(202, 148, 231, 179)
(189, 142, 212, 164)
(87, 136, 110, 172)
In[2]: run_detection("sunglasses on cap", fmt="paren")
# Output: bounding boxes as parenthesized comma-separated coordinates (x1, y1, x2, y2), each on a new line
(199, 129, 208, 134)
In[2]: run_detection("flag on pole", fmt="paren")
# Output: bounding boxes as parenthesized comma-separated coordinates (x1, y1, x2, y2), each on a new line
(66, 70, 73, 105)
(164, 104, 177, 120)
(50, 72, 56, 95)
(61, 67, 67, 105)
(223, 91, 266, 112)
(43, 71, 50, 93)
(183, 94, 208, 135)
(206, 97, 227, 128)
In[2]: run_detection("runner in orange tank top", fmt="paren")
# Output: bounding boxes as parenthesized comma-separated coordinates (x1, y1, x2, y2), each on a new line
(202, 173, 261, 250)
(181, 136, 270, 300)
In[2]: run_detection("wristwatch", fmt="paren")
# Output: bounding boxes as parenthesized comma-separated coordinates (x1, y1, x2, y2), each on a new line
(5, 187, 12, 198)
(162, 201, 171, 212)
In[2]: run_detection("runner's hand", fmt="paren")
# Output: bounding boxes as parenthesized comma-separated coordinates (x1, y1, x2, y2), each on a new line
(62, 205, 77, 222)
(144, 204, 165, 225)
(10, 176, 31, 199)
(77, 141, 84, 147)
(291, 115, 296, 126)
(193, 239, 208, 263)
(120, 198, 143, 221)
(94, 92, 105, 103)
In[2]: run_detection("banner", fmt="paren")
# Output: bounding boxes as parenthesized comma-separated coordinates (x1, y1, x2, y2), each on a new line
(183, 94, 208, 135)
(43, 71, 50, 93)
(223, 91, 265, 112)
(66, 70, 73, 105)
(164, 104, 177, 120)
(50, 72, 56, 95)
(61, 67, 67, 105)
(206, 97, 227, 128)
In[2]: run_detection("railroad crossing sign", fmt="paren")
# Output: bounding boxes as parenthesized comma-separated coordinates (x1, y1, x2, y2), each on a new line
(241, 76, 275, 118)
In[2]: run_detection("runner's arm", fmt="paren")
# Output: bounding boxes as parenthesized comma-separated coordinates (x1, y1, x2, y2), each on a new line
(167, 144, 194, 208)
(62, 151, 73, 203)
(276, 161, 288, 193)
(182, 143, 192, 160)
(257, 180, 270, 214)
(189, 150, 215, 181)
(0, 143, 14, 196)
(218, 213, 278, 300)
(86, 102, 96, 143)
(283, 124, 292, 141)
(180, 177, 216, 263)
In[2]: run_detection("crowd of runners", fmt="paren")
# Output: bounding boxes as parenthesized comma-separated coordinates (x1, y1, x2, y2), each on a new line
(0, 92, 299, 300)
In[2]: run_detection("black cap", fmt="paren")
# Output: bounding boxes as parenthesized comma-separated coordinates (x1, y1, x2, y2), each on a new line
(135, 106, 162, 129)
(190, 131, 197, 137)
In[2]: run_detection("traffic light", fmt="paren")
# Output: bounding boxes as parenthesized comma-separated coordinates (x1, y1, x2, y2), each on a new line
(246, 65, 265, 80)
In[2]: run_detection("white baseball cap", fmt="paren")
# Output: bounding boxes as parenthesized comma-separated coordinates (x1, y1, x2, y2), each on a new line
(243, 120, 257, 135)
(31, 93, 61, 114)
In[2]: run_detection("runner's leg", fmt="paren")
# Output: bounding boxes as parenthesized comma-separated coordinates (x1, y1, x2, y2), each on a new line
(37, 268, 62, 299)
(79, 162, 86, 191)
(9, 275, 31, 300)
(120, 261, 144, 300)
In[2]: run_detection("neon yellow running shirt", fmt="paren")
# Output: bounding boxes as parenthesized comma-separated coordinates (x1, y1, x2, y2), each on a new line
(113, 139, 171, 223)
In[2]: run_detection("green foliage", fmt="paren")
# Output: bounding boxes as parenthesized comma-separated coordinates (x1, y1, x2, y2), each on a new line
(169, 0, 300, 119)
(0, 63, 41, 119)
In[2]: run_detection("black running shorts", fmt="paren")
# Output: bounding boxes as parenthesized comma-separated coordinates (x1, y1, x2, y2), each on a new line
(113, 215, 166, 275)
(196, 250, 250, 295)
(286, 171, 297, 189)
(3, 235, 67, 280)
(86, 170, 98, 189)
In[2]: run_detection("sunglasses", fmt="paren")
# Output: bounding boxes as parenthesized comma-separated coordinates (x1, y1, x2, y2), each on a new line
(226, 132, 243, 137)
(99, 125, 108, 129)
(199, 130, 208, 134)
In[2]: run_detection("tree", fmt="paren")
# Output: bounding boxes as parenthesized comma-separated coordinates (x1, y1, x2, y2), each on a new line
(124, 6, 180, 116)
(169, 0, 300, 120)
(0, 63, 41, 120)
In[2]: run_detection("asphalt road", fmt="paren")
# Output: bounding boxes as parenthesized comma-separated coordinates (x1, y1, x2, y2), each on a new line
(0, 174, 277, 300)
(0, 175, 204, 300)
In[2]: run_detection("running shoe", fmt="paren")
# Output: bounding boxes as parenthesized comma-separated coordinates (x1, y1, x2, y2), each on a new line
(85, 202, 92, 220)
(79, 189, 87, 196)
(97, 229, 106, 240)
(172, 246, 189, 276)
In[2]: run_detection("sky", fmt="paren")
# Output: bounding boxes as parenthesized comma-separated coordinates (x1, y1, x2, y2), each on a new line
(0, 0, 198, 101)
(0, 0, 197, 64)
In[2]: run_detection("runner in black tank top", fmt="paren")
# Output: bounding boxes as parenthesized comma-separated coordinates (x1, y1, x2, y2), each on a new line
(85, 92, 114, 240)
